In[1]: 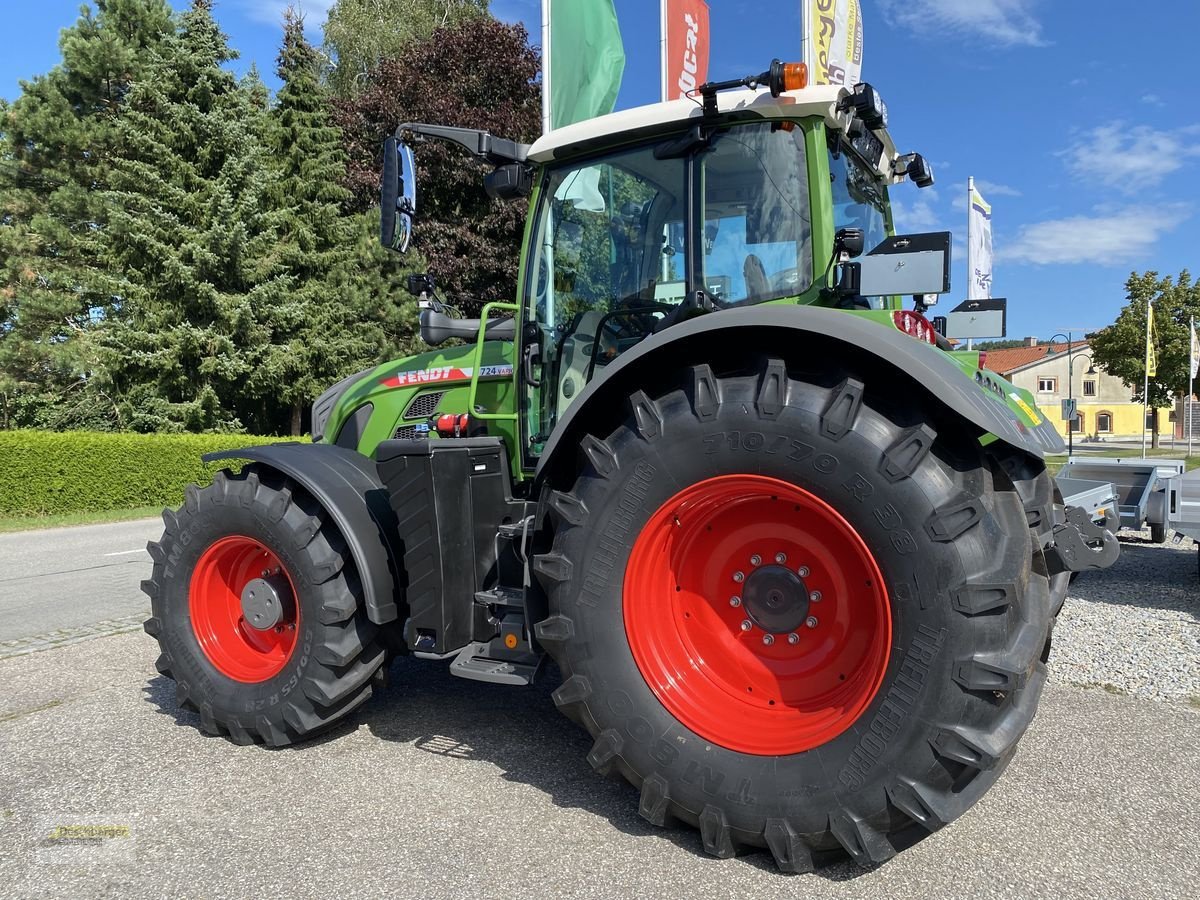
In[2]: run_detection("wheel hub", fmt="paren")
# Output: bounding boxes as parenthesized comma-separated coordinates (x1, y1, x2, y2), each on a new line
(742, 565, 810, 634)
(240, 575, 292, 631)
(189, 536, 300, 683)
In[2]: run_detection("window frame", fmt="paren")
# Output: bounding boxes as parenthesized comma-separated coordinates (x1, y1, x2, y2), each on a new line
(1037, 377, 1057, 393)
(1097, 411, 1113, 433)
(1083, 379, 1097, 397)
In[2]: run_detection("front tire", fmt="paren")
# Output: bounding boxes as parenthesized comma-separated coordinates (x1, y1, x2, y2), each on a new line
(143, 466, 387, 746)
(534, 358, 1050, 870)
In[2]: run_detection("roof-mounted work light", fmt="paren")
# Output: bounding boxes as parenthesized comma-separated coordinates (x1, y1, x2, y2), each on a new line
(894, 152, 935, 188)
(838, 82, 888, 131)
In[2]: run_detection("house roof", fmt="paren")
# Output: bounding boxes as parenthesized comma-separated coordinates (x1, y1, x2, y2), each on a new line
(986, 341, 1090, 377)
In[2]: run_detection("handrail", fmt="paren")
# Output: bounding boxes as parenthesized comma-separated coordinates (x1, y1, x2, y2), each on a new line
(468, 301, 521, 422)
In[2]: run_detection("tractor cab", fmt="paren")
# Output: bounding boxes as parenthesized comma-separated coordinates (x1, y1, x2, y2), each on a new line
(381, 62, 949, 467)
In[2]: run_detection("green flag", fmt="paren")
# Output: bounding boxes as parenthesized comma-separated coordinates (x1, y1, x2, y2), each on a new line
(549, 0, 626, 130)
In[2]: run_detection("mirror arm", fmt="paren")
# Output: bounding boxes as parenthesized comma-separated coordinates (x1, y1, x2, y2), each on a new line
(395, 123, 530, 166)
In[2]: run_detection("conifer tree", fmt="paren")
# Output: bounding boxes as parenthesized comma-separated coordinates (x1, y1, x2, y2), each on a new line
(0, 0, 172, 429)
(253, 7, 419, 435)
(95, 0, 278, 432)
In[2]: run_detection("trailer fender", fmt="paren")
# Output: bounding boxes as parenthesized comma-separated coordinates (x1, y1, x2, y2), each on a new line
(536, 305, 1063, 485)
(204, 443, 401, 624)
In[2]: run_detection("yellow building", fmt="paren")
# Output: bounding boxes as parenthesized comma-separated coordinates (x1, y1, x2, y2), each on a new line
(985, 340, 1169, 441)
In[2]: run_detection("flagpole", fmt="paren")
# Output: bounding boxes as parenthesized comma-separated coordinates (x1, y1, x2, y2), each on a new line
(541, 0, 552, 133)
(660, 0, 668, 102)
(1142, 300, 1151, 457)
(966, 177, 974, 351)
(1190, 316, 1195, 457)
(801, 1, 814, 75)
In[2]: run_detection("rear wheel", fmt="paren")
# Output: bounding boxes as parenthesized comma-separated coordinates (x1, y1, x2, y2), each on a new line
(535, 358, 1050, 870)
(143, 466, 387, 746)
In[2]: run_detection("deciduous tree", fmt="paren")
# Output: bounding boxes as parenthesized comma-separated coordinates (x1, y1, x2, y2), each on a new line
(1089, 270, 1200, 447)
(322, 0, 489, 97)
(335, 17, 540, 313)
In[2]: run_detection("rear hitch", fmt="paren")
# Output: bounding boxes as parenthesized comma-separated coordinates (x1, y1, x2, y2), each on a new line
(1045, 505, 1120, 574)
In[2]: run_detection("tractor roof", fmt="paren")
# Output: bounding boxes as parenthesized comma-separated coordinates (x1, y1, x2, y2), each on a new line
(527, 85, 900, 178)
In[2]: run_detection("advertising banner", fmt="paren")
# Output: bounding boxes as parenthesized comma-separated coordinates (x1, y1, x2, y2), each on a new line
(545, 0, 626, 131)
(968, 179, 993, 300)
(809, 0, 864, 86)
(664, 0, 710, 101)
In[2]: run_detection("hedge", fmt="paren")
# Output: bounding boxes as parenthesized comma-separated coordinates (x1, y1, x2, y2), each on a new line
(0, 431, 299, 518)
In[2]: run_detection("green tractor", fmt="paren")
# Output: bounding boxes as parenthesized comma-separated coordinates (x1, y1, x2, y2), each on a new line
(143, 62, 1118, 871)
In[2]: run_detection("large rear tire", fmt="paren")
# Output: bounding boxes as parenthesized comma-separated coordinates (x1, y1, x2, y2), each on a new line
(534, 358, 1051, 870)
(143, 466, 387, 746)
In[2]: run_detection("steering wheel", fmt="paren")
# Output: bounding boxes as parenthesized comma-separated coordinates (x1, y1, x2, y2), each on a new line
(604, 292, 675, 341)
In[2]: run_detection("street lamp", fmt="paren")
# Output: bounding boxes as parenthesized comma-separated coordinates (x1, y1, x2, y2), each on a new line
(1048, 332, 1098, 456)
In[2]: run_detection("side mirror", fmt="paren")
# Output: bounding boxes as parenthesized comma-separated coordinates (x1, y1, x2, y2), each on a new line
(380, 137, 417, 253)
(857, 232, 951, 298)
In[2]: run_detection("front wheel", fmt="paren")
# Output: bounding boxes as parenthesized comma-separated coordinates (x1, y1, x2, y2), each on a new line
(534, 358, 1050, 871)
(143, 466, 387, 746)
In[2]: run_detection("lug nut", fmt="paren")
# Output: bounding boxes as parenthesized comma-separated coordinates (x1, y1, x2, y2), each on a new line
(750, 554, 762, 567)
(806, 616, 818, 629)
(261, 569, 270, 578)
(787, 633, 800, 645)
(740, 619, 753, 632)
(274, 625, 284, 634)
(810, 591, 822, 602)
(775, 553, 787, 564)
(762, 634, 774, 646)
(729, 596, 742, 607)
(798, 566, 810, 578)
(733, 571, 745, 583)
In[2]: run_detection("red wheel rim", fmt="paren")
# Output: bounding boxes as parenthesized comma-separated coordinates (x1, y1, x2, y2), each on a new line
(189, 536, 300, 683)
(623, 475, 891, 756)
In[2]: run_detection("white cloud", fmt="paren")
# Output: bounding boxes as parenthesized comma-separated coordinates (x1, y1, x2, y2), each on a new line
(878, 0, 1046, 47)
(236, 1, 336, 28)
(1141, 93, 1165, 107)
(1058, 123, 1200, 193)
(974, 179, 1022, 197)
(1002, 205, 1190, 266)
(891, 187, 947, 233)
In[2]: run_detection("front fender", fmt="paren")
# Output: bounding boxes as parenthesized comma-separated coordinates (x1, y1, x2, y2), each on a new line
(204, 443, 401, 625)
(536, 305, 1063, 484)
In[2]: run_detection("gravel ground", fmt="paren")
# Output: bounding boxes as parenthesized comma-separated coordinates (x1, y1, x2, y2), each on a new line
(1051, 531, 1200, 702)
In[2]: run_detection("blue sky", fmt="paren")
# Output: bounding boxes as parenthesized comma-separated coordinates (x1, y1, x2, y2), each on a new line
(3, 0, 1198, 341)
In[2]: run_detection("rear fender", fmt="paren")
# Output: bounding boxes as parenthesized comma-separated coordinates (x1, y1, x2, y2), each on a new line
(204, 443, 401, 625)
(536, 305, 1064, 486)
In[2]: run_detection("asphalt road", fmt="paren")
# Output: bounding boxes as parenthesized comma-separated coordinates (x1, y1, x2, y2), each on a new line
(0, 518, 1198, 897)
(0, 519, 161, 647)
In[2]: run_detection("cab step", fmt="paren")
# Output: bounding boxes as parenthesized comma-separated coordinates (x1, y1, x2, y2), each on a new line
(450, 641, 544, 686)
